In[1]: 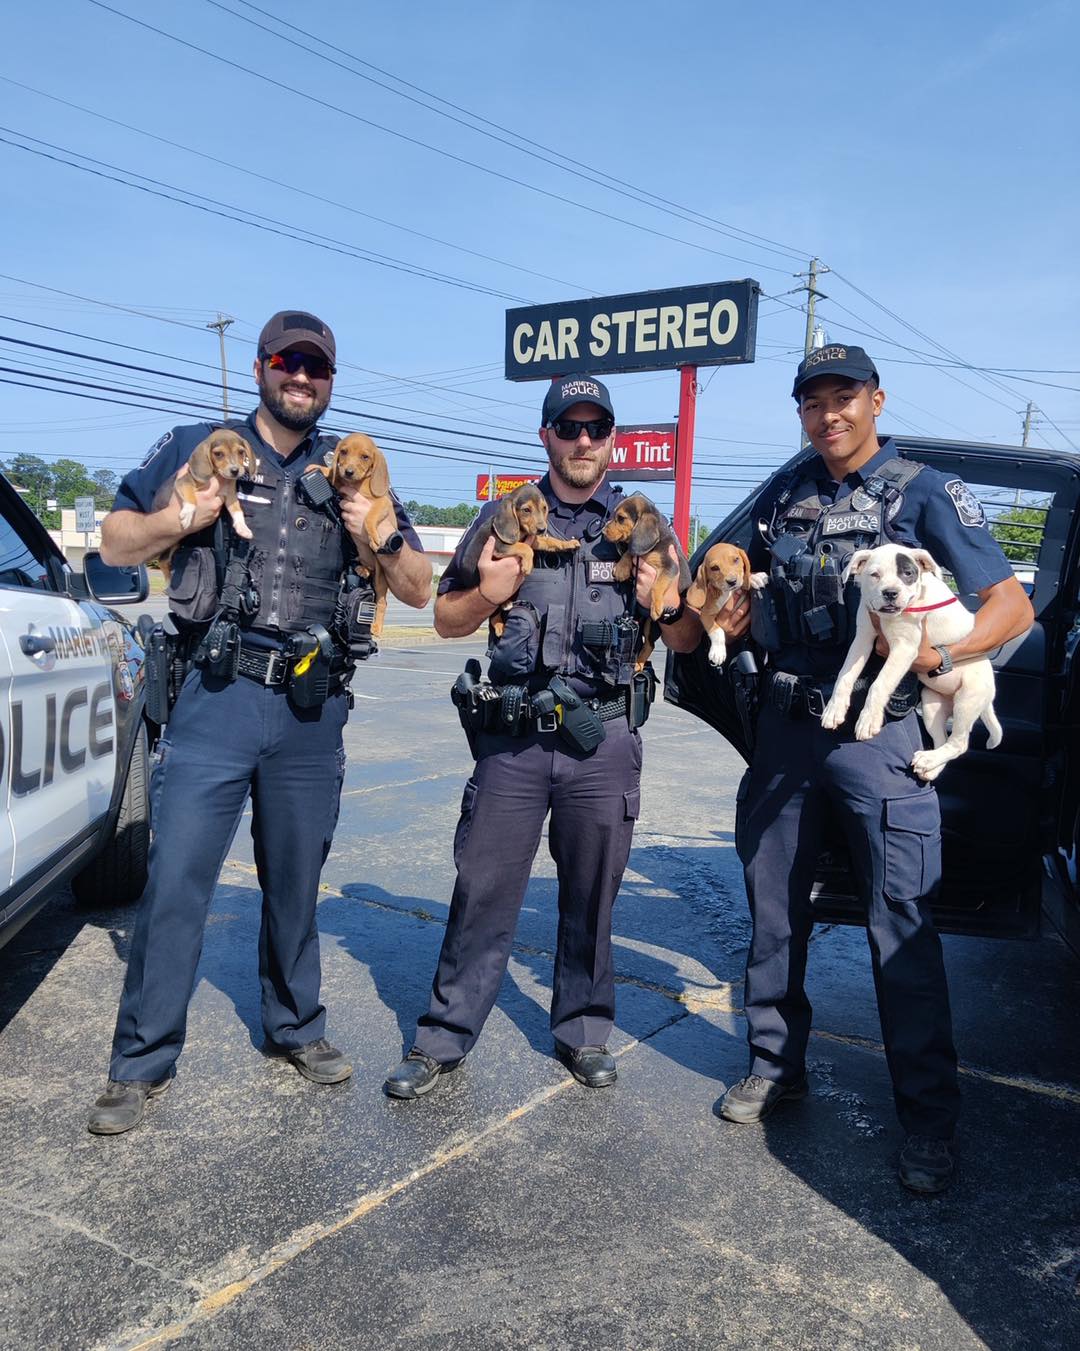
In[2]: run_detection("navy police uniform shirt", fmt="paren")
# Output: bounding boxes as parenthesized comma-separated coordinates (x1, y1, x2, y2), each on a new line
(438, 472, 622, 596)
(113, 410, 422, 550)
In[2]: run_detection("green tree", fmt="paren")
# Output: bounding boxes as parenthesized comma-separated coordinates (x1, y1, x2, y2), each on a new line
(51, 458, 99, 506)
(92, 468, 119, 510)
(405, 500, 480, 527)
(989, 504, 1047, 564)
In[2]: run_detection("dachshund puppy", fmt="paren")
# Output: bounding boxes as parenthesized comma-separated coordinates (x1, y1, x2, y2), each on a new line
(458, 483, 580, 638)
(154, 428, 257, 581)
(602, 493, 690, 620)
(686, 542, 769, 667)
(309, 432, 396, 637)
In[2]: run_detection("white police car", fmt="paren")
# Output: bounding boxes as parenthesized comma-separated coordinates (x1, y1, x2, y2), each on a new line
(0, 471, 151, 948)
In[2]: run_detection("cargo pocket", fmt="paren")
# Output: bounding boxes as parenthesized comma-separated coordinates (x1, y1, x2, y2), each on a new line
(487, 603, 541, 684)
(453, 779, 479, 867)
(623, 788, 640, 821)
(734, 772, 751, 863)
(882, 792, 941, 906)
(149, 737, 173, 823)
(325, 744, 348, 848)
(166, 547, 219, 623)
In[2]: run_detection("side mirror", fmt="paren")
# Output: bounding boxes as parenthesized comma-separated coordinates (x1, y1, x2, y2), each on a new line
(80, 550, 149, 605)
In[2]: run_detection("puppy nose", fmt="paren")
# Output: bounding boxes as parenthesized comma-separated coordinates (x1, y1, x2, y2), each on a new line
(881, 587, 899, 602)
(725, 575, 739, 586)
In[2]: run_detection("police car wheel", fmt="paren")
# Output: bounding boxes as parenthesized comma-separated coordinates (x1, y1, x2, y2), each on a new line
(72, 726, 151, 908)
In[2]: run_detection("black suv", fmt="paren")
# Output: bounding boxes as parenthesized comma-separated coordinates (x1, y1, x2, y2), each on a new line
(665, 436, 1080, 946)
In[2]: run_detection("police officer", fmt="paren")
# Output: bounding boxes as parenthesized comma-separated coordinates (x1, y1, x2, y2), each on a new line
(709, 346, 1033, 1193)
(384, 376, 702, 1098)
(87, 310, 431, 1134)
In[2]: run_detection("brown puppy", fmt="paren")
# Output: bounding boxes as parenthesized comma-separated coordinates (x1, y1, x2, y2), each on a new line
(602, 493, 691, 668)
(458, 483, 580, 638)
(154, 428, 257, 581)
(686, 542, 768, 667)
(309, 432, 396, 637)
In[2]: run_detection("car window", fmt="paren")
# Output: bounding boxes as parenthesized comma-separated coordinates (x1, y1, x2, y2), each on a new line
(0, 509, 51, 591)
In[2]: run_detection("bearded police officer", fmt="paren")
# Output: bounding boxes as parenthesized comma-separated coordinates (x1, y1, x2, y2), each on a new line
(384, 376, 702, 1098)
(708, 346, 1032, 1192)
(87, 310, 431, 1134)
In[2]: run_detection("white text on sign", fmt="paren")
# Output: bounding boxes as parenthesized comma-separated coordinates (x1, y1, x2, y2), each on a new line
(512, 300, 740, 367)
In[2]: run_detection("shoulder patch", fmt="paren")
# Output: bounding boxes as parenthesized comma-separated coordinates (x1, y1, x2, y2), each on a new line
(944, 478, 986, 527)
(139, 429, 173, 469)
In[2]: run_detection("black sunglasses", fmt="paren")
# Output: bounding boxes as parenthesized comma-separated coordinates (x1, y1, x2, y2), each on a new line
(549, 416, 614, 441)
(264, 350, 335, 380)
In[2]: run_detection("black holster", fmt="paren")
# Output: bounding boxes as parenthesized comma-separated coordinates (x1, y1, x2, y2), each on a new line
(143, 615, 199, 725)
(730, 649, 761, 750)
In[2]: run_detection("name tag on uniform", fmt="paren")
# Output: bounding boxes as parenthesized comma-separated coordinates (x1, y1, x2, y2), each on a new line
(588, 560, 617, 583)
(822, 511, 878, 535)
(237, 491, 272, 505)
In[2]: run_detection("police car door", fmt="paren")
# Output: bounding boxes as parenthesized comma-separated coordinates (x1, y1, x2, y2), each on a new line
(665, 437, 1080, 940)
(0, 503, 116, 898)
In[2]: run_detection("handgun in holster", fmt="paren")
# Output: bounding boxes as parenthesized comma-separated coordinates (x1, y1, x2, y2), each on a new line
(287, 624, 335, 708)
(731, 649, 761, 752)
(547, 674, 606, 754)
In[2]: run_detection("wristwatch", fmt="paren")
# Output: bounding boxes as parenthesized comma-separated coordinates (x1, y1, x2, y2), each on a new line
(375, 529, 404, 557)
(657, 600, 686, 625)
(929, 644, 953, 677)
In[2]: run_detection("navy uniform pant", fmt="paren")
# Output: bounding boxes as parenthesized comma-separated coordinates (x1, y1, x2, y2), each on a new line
(414, 720, 642, 1063)
(109, 669, 349, 1083)
(736, 703, 960, 1139)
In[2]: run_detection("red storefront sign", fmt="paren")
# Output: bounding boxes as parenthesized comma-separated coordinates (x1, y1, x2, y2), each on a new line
(609, 424, 677, 481)
(475, 473, 542, 501)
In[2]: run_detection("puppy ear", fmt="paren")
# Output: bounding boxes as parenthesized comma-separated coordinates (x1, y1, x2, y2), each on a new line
(842, 549, 873, 583)
(911, 549, 943, 579)
(492, 494, 520, 544)
(686, 562, 708, 610)
(629, 510, 661, 555)
(368, 450, 390, 499)
(736, 548, 752, 586)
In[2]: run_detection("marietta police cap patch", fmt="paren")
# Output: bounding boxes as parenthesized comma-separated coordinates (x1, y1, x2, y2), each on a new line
(792, 344, 878, 398)
(944, 478, 986, 526)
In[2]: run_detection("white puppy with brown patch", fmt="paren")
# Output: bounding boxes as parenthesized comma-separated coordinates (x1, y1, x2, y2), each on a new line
(819, 543, 1002, 781)
(686, 542, 769, 667)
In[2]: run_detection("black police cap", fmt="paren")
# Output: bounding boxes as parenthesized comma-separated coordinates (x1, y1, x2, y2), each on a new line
(792, 344, 878, 399)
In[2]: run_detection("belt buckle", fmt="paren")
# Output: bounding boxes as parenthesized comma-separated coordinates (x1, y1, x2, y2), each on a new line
(537, 711, 558, 733)
(804, 684, 825, 718)
(265, 650, 288, 686)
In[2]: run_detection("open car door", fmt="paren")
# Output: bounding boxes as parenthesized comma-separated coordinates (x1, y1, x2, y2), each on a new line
(665, 436, 1080, 939)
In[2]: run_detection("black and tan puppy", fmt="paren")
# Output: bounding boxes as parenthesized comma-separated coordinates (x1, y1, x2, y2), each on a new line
(458, 483, 580, 637)
(154, 428, 257, 581)
(602, 493, 690, 620)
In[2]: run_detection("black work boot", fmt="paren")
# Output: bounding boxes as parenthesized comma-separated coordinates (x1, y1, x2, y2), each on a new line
(272, 1038, 353, 1085)
(555, 1043, 617, 1088)
(899, 1135, 956, 1195)
(383, 1049, 463, 1100)
(718, 1073, 808, 1124)
(87, 1077, 171, 1135)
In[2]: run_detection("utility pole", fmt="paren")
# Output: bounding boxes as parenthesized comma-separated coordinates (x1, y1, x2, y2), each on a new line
(1015, 401, 1037, 505)
(796, 259, 829, 448)
(206, 313, 235, 417)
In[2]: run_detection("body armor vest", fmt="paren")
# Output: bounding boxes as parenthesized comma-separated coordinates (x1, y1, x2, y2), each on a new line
(486, 489, 642, 691)
(165, 421, 351, 635)
(753, 456, 925, 658)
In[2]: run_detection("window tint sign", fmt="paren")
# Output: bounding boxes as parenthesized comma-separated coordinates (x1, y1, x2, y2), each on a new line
(505, 280, 759, 380)
(610, 425, 677, 482)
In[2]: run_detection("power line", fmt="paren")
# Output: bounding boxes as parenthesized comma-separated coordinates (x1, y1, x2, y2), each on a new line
(85, 0, 795, 276)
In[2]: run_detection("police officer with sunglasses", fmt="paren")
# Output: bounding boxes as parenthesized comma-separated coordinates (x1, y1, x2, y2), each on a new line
(384, 376, 702, 1099)
(87, 310, 430, 1135)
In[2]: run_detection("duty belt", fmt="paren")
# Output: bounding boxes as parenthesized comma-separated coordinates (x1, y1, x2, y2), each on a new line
(235, 643, 350, 688)
(765, 669, 918, 720)
(490, 685, 631, 735)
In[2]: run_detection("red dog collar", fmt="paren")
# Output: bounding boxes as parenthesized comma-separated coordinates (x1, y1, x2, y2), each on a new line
(904, 597, 959, 613)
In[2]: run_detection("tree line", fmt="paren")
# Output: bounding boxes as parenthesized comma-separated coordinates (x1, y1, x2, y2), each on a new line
(1, 454, 118, 530)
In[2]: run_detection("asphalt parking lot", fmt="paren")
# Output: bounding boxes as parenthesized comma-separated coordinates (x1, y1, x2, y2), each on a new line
(2, 634, 1079, 1350)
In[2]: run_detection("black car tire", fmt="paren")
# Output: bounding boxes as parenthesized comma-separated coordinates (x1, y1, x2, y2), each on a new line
(72, 725, 151, 908)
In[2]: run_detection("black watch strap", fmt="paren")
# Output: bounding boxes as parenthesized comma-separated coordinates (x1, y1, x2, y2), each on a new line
(375, 529, 404, 557)
(930, 643, 953, 676)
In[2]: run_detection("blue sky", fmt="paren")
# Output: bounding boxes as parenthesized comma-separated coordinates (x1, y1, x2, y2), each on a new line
(1, 0, 1076, 521)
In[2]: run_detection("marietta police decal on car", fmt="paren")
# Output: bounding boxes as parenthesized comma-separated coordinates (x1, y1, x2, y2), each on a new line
(588, 560, 617, 583)
(945, 479, 986, 527)
(46, 626, 112, 661)
(139, 429, 173, 469)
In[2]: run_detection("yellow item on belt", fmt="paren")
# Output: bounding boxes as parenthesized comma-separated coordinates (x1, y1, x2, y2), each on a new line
(293, 644, 319, 677)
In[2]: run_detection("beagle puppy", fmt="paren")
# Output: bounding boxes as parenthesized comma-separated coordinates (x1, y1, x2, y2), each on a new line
(154, 428, 257, 581)
(458, 483, 580, 638)
(601, 493, 690, 620)
(313, 432, 396, 637)
(686, 542, 768, 667)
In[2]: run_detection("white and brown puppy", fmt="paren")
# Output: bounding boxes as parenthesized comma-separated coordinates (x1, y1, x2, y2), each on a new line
(685, 542, 768, 667)
(819, 543, 1002, 781)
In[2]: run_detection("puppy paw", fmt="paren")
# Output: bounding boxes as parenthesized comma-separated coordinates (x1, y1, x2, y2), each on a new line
(229, 509, 253, 540)
(911, 750, 946, 782)
(748, 572, 769, 591)
(854, 706, 884, 741)
(178, 503, 195, 530)
(707, 634, 727, 667)
(819, 698, 848, 730)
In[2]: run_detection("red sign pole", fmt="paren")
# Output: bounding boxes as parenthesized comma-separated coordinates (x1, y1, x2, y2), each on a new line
(674, 365, 697, 550)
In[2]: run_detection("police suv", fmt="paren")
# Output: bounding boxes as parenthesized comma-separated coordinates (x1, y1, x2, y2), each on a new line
(666, 436, 1080, 950)
(0, 471, 151, 948)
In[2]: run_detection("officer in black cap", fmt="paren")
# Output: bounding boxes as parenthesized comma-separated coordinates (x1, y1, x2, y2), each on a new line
(87, 309, 431, 1134)
(706, 345, 1032, 1192)
(384, 376, 701, 1098)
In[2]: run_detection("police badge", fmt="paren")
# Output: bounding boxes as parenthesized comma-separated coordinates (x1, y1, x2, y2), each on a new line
(945, 479, 986, 527)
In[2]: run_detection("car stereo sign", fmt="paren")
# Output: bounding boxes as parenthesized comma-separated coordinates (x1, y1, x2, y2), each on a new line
(505, 280, 759, 380)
